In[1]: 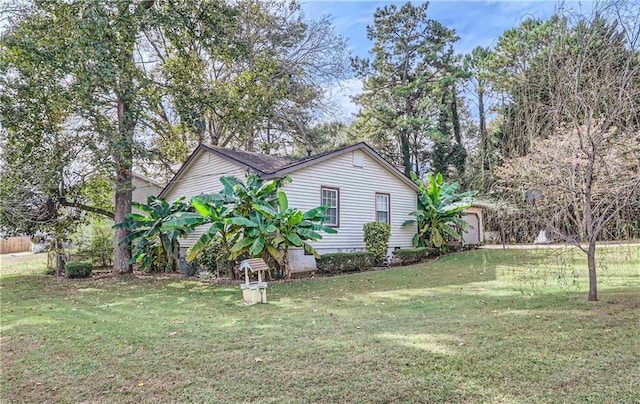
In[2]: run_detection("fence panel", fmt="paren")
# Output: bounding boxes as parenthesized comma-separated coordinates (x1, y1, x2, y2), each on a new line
(0, 236, 32, 254)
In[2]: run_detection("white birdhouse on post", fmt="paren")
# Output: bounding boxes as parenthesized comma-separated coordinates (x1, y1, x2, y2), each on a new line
(239, 258, 269, 304)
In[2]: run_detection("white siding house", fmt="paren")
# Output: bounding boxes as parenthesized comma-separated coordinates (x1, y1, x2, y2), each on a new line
(161, 149, 248, 246)
(272, 149, 417, 271)
(132, 174, 163, 206)
(160, 143, 418, 272)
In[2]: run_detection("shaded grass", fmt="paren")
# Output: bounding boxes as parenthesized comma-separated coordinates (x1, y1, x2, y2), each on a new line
(1, 247, 639, 403)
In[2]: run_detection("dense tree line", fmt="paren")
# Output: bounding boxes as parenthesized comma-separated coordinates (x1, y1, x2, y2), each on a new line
(1, 0, 638, 299)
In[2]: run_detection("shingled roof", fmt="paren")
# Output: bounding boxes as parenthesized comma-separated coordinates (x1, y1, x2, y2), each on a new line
(201, 144, 294, 174)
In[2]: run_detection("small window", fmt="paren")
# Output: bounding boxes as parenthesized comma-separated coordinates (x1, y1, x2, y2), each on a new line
(321, 187, 339, 227)
(375, 193, 390, 224)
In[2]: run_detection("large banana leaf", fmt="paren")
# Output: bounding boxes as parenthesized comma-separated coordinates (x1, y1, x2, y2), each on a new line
(249, 236, 265, 257)
(162, 212, 206, 229)
(277, 191, 288, 211)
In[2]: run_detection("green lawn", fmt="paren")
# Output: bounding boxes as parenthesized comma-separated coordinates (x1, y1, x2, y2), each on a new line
(1, 247, 639, 403)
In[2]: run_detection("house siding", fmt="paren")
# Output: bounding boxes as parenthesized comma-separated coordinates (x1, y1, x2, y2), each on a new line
(161, 146, 418, 272)
(132, 176, 163, 211)
(283, 150, 417, 262)
(163, 150, 248, 249)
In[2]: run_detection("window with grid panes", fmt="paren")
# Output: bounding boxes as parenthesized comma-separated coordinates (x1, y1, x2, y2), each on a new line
(321, 187, 339, 226)
(375, 193, 389, 224)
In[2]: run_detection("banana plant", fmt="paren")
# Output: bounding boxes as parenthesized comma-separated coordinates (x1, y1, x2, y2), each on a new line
(163, 174, 337, 280)
(403, 173, 477, 248)
(220, 175, 291, 217)
(162, 192, 237, 262)
(114, 196, 192, 272)
(228, 190, 337, 279)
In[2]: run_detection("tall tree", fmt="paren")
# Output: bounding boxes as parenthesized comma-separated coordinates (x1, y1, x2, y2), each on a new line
(464, 46, 493, 191)
(1, 0, 164, 273)
(144, 0, 349, 165)
(429, 84, 468, 183)
(352, 2, 460, 176)
(484, 17, 564, 158)
(2, 0, 348, 272)
(495, 7, 640, 301)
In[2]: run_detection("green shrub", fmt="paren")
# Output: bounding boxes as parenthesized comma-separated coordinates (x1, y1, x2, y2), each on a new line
(363, 222, 391, 265)
(392, 248, 435, 265)
(316, 252, 375, 274)
(73, 219, 114, 267)
(87, 223, 114, 267)
(65, 261, 93, 278)
(190, 239, 236, 277)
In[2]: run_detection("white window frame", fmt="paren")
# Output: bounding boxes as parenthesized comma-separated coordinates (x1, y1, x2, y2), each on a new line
(321, 186, 339, 227)
(375, 193, 390, 224)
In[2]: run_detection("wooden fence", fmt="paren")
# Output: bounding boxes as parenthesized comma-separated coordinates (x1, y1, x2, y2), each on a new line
(0, 236, 31, 254)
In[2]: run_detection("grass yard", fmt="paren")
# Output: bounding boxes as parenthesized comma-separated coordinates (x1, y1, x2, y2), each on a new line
(1, 247, 639, 403)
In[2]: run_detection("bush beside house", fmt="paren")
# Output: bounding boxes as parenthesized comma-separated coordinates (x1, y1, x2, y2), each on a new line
(316, 252, 375, 274)
(392, 248, 435, 265)
(363, 222, 391, 265)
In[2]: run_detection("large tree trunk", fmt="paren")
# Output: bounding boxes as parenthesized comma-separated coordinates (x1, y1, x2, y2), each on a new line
(478, 88, 488, 189)
(587, 239, 598, 301)
(400, 132, 412, 177)
(113, 169, 132, 274)
(113, 96, 133, 275)
(112, 3, 141, 275)
(113, 93, 134, 274)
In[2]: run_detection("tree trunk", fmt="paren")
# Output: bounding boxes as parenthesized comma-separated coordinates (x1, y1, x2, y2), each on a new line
(400, 133, 412, 177)
(450, 90, 466, 181)
(54, 237, 64, 276)
(113, 165, 132, 274)
(584, 150, 597, 301)
(478, 87, 487, 190)
(113, 78, 134, 274)
(587, 239, 598, 301)
(451, 91, 462, 145)
(112, 3, 140, 275)
(478, 88, 487, 155)
(112, 77, 134, 274)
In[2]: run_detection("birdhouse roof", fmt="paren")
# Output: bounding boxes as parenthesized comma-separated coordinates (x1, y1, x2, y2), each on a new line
(239, 258, 269, 273)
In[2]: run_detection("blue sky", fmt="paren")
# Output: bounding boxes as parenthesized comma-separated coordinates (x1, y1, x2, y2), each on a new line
(301, 1, 593, 120)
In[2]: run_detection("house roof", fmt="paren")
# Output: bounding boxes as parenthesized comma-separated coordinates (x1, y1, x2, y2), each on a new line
(132, 172, 163, 188)
(264, 142, 418, 190)
(203, 144, 294, 174)
(159, 142, 417, 198)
